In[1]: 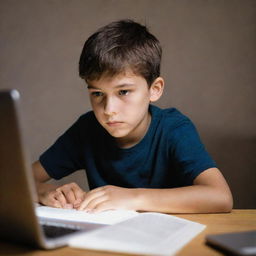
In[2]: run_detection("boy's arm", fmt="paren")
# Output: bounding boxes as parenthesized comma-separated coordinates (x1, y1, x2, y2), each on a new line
(78, 167, 233, 213)
(32, 161, 85, 209)
(135, 167, 233, 213)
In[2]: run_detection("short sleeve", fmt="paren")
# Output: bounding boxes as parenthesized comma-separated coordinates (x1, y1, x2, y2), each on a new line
(170, 121, 217, 185)
(39, 116, 86, 180)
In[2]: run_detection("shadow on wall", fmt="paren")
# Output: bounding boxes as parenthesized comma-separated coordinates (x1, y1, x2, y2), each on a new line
(203, 132, 256, 209)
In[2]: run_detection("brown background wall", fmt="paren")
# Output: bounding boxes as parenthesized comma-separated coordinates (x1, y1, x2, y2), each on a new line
(1, 0, 255, 208)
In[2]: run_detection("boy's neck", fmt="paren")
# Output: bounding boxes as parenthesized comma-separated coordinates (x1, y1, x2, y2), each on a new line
(115, 112, 152, 149)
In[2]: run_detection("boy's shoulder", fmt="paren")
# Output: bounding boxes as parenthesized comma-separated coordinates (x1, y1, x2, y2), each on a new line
(150, 105, 202, 148)
(150, 105, 192, 129)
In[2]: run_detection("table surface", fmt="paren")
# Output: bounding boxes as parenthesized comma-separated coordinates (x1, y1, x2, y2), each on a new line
(0, 209, 255, 256)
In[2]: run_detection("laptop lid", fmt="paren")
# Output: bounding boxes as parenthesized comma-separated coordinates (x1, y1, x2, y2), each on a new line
(206, 230, 256, 256)
(0, 90, 90, 249)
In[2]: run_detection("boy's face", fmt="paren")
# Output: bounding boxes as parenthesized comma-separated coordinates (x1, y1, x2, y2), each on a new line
(87, 71, 164, 148)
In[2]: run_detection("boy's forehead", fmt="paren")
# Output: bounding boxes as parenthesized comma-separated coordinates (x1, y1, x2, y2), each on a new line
(87, 71, 147, 89)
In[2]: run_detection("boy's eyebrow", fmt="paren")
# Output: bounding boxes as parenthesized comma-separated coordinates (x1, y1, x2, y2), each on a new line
(87, 85, 99, 89)
(87, 83, 135, 90)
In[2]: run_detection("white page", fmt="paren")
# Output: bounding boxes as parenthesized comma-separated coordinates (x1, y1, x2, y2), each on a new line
(69, 212, 206, 256)
(36, 206, 138, 225)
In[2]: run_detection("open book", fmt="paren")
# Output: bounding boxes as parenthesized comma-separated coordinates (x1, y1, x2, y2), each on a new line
(36, 206, 205, 255)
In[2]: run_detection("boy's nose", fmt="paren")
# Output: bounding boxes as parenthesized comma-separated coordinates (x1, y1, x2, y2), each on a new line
(104, 97, 117, 116)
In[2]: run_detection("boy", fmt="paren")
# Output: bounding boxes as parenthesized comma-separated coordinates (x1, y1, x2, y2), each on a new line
(33, 19, 233, 213)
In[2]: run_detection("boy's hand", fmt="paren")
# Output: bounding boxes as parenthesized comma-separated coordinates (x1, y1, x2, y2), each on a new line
(78, 185, 139, 213)
(39, 182, 86, 209)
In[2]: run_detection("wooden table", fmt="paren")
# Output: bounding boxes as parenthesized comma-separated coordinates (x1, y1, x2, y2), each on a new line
(0, 210, 255, 256)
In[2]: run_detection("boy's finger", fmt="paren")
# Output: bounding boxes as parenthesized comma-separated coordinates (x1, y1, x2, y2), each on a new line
(71, 184, 86, 202)
(61, 187, 76, 205)
(91, 201, 114, 214)
(51, 199, 63, 208)
(46, 193, 63, 208)
(78, 190, 105, 211)
(54, 190, 68, 208)
(63, 203, 73, 209)
(83, 195, 108, 212)
(42, 196, 62, 208)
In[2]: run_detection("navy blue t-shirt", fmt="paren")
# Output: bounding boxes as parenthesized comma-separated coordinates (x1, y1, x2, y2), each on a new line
(39, 105, 216, 189)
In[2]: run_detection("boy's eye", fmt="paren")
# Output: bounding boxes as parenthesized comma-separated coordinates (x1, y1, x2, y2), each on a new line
(119, 90, 129, 96)
(91, 91, 103, 97)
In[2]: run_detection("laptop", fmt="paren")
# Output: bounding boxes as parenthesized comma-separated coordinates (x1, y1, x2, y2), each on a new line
(206, 230, 256, 256)
(0, 89, 105, 249)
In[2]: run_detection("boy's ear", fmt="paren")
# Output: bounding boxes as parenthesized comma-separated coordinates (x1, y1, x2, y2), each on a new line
(149, 77, 164, 102)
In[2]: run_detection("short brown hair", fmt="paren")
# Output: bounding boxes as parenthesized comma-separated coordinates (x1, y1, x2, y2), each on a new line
(79, 19, 162, 86)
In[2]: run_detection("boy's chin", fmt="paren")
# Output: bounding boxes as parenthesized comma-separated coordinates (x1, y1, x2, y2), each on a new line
(105, 128, 130, 139)
(107, 131, 128, 138)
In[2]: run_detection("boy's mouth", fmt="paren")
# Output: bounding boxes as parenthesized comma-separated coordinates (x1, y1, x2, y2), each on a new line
(106, 121, 123, 127)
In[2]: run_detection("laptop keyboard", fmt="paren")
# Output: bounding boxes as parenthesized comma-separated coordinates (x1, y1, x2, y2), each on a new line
(42, 224, 81, 238)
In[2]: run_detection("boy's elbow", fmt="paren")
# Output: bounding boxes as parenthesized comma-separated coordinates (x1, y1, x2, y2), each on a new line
(217, 190, 233, 213)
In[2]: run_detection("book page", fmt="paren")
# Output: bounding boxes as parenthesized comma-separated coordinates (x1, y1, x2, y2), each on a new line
(69, 212, 206, 255)
(36, 205, 138, 225)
